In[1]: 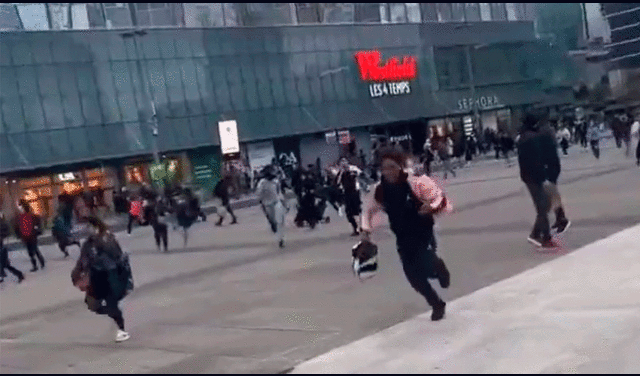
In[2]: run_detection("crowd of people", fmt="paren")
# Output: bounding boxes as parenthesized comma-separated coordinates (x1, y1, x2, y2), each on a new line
(1, 104, 638, 344)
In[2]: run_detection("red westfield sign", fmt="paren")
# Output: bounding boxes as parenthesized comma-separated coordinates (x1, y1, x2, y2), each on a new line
(354, 50, 417, 82)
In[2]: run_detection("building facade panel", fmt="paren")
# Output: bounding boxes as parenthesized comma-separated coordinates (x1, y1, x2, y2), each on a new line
(1, 22, 575, 174)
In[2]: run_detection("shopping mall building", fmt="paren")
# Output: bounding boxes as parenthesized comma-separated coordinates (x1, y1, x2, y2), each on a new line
(0, 9, 578, 221)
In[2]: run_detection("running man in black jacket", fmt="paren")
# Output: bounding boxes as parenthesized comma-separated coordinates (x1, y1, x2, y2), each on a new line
(517, 111, 569, 250)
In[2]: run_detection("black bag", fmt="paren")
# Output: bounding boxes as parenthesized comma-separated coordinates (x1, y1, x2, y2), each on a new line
(351, 240, 378, 281)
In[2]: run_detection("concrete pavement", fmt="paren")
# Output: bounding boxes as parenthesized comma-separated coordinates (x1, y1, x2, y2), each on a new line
(1, 138, 639, 374)
(291, 223, 640, 374)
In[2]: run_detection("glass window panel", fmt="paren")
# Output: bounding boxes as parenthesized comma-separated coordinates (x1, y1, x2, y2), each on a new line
(22, 95, 46, 130)
(322, 3, 354, 24)
(0, 4, 22, 30)
(308, 76, 322, 103)
(229, 83, 247, 111)
(158, 34, 176, 58)
(268, 55, 283, 81)
(490, 3, 506, 21)
(215, 85, 232, 112)
(421, 3, 438, 21)
(405, 3, 421, 22)
(141, 35, 161, 59)
(282, 79, 298, 106)
(12, 42, 34, 66)
(257, 80, 275, 108)
(146, 60, 168, 103)
(222, 3, 240, 26)
(436, 3, 453, 21)
(2, 98, 23, 133)
(390, 3, 407, 23)
(175, 37, 193, 58)
(451, 3, 466, 21)
(342, 71, 357, 100)
(48, 3, 71, 30)
(80, 93, 103, 126)
(16, 4, 49, 30)
(107, 36, 127, 61)
(465, 3, 481, 21)
(32, 38, 53, 64)
(58, 67, 80, 97)
(296, 3, 321, 24)
(243, 79, 260, 110)
(505, 3, 517, 21)
(17, 66, 38, 96)
(111, 62, 134, 94)
(28, 133, 52, 164)
(135, 3, 149, 11)
(179, 60, 200, 103)
(296, 77, 312, 106)
(38, 66, 59, 96)
(86, 3, 106, 28)
(354, 3, 381, 22)
(118, 92, 139, 121)
(104, 5, 133, 27)
(479, 3, 492, 20)
(270, 78, 287, 107)
(164, 60, 183, 90)
(42, 96, 66, 129)
(67, 127, 91, 159)
(320, 75, 336, 101)
(226, 64, 242, 85)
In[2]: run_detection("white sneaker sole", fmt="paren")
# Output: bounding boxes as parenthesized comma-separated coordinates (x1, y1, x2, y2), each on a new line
(115, 333, 130, 343)
(527, 237, 542, 247)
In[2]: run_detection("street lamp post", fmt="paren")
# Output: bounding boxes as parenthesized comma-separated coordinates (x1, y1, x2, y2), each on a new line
(465, 44, 483, 135)
(121, 29, 160, 165)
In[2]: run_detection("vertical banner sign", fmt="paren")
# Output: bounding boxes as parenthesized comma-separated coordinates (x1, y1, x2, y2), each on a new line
(354, 50, 417, 98)
(218, 120, 240, 155)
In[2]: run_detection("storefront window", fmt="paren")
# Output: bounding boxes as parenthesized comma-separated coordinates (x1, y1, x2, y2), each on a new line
(451, 3, 466, 22)
(490, 3, 507, 21)
(436, 3, 453, 22)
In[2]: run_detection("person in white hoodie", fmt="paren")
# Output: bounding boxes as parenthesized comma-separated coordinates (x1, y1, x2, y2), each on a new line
(257, 165, 287, 248)
(361, 148, 452, 321)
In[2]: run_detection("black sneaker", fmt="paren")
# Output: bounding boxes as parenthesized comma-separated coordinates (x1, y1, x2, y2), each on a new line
(279, 239, 285, 248)
(17, 275, 24, 283)
(554, 220, 571, 234)
(431, 301, 446, 321)
(30, 267, 38, 272)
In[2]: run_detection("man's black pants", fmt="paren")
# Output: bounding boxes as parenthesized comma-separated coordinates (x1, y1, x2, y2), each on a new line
(525, 182, 552, 241)
(23, 238, 45, 269)
(397, 239, 447, 308)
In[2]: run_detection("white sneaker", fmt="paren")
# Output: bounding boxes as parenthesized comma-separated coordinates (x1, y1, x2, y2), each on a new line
(115, 330, 130, 342)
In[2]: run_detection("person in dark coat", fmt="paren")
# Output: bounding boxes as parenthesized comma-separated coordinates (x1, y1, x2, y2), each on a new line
(213, 175, 238, 226)
(361, 149, 452, 321)
(337, 158, 364, 236)
(14, 199, 45, 272)
(71, 216, 132, 343)
(516, 111, 563, 250)
(175, 188, 200, 248)
(1, 212, 24, 284)
(52, 193, 81, 258)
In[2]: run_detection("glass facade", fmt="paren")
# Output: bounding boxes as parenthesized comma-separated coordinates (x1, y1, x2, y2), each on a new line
(0, 22, 575, 173)
(1, 3, 533, 31)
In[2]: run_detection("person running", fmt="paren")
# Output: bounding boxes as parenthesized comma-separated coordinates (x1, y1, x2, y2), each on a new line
(558, 126, 571, 156)
(14, 199, 45, 272)
(517, 111, 562, 250)
(257, 165, 286, 248)
(52, 193, 81, 258)
(213, 175, 238, 226)
(174, 188, 200, 248)
(360, 148, 452, 321)
(1, 212, 24, 284)
(126, 194, 143, 235)
(587, 118, 601, 160)
(71, 216, 133, 343)
(336, 158, 364, 236)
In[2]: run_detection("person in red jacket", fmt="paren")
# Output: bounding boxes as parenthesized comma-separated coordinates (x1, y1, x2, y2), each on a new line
(361, 148, 452, 321)
(127, 195, 143, 235)
(14, 199, 45, 272)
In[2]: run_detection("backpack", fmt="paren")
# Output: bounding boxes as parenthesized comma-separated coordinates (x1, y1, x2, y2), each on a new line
(351, 240, 378, 281)
(18, 213, 40, 239)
